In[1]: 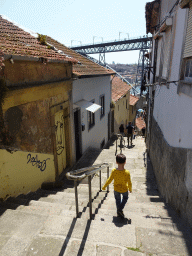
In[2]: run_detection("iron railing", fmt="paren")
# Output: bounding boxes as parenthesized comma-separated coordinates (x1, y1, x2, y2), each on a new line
(66, 163, 110, 219)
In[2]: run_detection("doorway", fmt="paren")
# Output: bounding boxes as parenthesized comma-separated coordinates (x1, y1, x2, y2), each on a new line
(54, 110, 66, 175)
(74, 109, 82, 161)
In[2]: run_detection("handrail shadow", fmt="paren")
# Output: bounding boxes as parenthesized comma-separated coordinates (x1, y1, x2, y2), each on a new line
(58, 191, 109, 256)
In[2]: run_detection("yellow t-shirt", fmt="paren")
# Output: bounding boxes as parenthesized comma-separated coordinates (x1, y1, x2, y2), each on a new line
(102, 168, 132, 193)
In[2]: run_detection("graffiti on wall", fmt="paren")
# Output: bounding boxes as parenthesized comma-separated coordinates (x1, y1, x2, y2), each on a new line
(55, 113, 65, 155)
(27, 153, 50, 172)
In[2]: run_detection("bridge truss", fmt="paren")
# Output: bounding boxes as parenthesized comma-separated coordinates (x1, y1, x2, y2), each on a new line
(71, 36, 152, 95)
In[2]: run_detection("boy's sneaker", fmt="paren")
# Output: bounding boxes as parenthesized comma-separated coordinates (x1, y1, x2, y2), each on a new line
(117, 210, 124, 218)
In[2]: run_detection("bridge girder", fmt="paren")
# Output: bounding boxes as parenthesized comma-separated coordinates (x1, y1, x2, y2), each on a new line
(71, 37, 152, 54)
(71, 36, 153, 94)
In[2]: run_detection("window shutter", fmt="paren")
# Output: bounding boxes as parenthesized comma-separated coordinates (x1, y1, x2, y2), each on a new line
(183, 2, 192, 58)
(162, 28, 172, 78)
(156, 37, 163, 77)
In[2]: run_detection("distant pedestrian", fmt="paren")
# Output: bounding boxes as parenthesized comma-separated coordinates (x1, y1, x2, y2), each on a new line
(126, 122, 134, 147)
(102, 154, 132, 219)
(119, 124, 124, 136)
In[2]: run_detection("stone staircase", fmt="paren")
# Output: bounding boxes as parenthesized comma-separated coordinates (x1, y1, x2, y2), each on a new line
(0, 137, 192, 256)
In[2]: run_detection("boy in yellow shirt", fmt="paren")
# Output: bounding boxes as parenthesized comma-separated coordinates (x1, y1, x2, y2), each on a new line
(102, 153, 132, 218)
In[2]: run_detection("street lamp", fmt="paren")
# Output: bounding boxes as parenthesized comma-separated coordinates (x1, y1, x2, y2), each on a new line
(119, 32, 129, 40)
(93, 36, 103, 44)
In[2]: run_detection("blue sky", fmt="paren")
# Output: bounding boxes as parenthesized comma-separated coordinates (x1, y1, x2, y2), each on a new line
(1, 0, 153, 64)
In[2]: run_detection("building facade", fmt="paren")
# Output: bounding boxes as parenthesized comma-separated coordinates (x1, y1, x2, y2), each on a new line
(129, 95, 139, 125)
(46, 36, 115, 161)
(111, 76, 131, 135)
(146, 0, 192, 227)
(0, 16, 77, 199)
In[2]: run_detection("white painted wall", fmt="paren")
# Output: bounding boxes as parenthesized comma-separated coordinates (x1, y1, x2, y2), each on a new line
(73, 76, 111, 154)
(153, 7, 192, 149)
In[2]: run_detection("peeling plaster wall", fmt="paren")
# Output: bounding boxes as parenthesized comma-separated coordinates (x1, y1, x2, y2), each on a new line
(2, 81, 72, 154)
(1, 80, 73, 199)
(4, 100, 53, 153)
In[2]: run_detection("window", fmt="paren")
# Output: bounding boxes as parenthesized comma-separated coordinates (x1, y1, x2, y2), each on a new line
(162, 28, 172, 79)
(184, 58, 192, 81)
(156, 29, 172, 81)
(182, 2, 192, 82)
(126, 99, 128, 109)
(155, 16, 173, 82)
(156, 37, 163, 79)
(88, 99, 95, 130)
(100, 95, 105, 118)
(178, 2, 192, 97)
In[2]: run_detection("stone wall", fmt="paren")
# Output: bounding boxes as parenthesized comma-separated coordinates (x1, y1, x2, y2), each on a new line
(148, 116, 192, 228)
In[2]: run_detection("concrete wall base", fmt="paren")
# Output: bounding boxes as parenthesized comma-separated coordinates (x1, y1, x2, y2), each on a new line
(148, 116, 192, 228)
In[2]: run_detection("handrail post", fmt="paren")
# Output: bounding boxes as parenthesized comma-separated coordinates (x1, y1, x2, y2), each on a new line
(107, 166, 109, 192)
(88, 175, 93, 219)
(120, 135, 123, 154)
(99, 170, 101, 191)
(115, 135, 117, 155)
(74, 180, 79, 218)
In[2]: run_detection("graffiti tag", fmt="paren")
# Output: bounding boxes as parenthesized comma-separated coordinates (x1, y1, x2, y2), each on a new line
(55, 114, 65, 155)
(27, 154, 50, 172)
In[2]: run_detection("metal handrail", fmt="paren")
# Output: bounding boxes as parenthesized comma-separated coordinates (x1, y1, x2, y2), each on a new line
(115, 133, 125, 155)
(66, 163, 110, 219)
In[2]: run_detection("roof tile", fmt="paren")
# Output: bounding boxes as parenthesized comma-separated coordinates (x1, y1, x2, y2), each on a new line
(46, 36, 115, 77)
(111, 76, 131, 102)
(129, 94, 139, 106)
(135, 116, 146, 129)
(0, 15, 77, 63)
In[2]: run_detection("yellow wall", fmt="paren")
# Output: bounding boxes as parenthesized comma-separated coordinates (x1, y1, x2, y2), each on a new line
(1, 80, 73, 199)
(114, 93, 130, 133)
(4, 60, 72, 87)
(129, 105, 137, 124)
(0, 149, 55, 200)
(2, 80, 72, 111)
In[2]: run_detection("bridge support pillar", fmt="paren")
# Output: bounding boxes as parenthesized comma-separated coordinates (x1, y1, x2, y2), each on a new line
(135, 49, 149, 95)
(99, 52, 105, 65)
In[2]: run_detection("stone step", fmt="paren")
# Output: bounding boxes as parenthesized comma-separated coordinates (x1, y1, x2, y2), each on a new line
(93, 212, 178, 232)
(37, 196, 104, 209)
(40, 214, 136, 248)
(22, 189, 166, 217)
(3, 202, 188, 254)
(16, 189, 61, 201)
(16, 203, 73, 216)
(0, 201, 20, 210)
(6, 197, 29, 206)
(21, 236, 144, 256)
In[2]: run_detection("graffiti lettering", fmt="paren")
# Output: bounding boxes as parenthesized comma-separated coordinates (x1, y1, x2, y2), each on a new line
(55, 114, 65, 155)
(27, 154, 50, 172)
